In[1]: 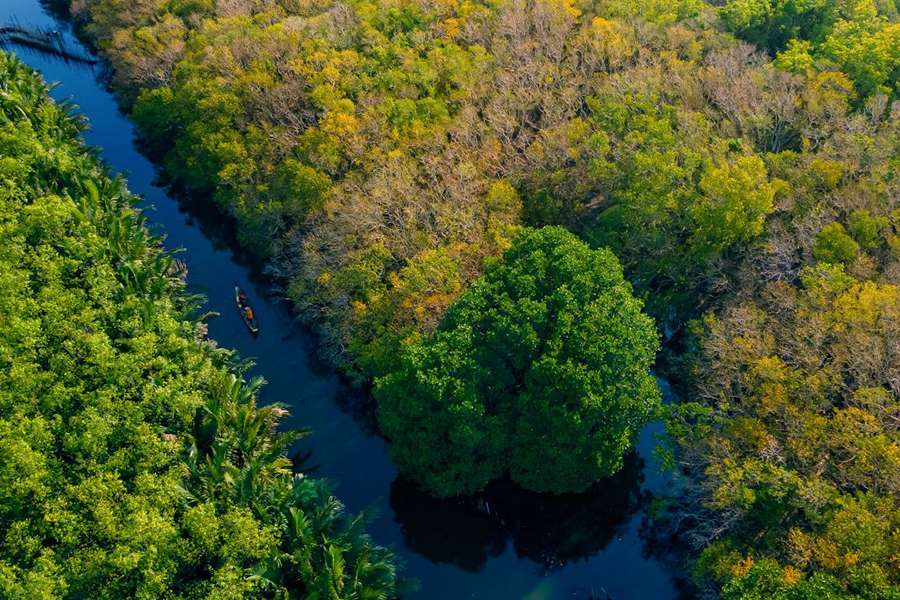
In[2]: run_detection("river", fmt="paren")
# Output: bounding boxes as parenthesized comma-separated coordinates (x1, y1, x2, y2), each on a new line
(2, 2, 686, 597)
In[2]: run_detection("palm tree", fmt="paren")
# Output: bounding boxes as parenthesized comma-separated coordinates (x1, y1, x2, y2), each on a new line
(184, 373, 307, 508)
(250, 477, 398, 600)
(180, 371, 399, 598)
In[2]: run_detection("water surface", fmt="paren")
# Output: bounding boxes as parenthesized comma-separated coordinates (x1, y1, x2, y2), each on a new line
(2, 3, 686, 596)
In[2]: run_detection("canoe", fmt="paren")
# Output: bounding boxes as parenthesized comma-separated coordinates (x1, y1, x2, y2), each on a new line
(234, 285, 259, 334)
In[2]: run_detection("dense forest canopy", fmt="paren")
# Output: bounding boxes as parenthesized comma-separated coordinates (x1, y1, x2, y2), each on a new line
(67, 0, 899, 378)
(0, 53, 397, 599)
(375, 227, 661, 496)
(20, 0, 900, 596)
(670, 263, 900, 598)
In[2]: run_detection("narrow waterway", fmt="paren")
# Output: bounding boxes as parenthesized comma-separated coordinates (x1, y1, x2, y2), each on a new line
(4, 2, 686, 597)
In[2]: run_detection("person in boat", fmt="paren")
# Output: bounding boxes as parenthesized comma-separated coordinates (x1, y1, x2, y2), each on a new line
(238, 291, 248, 306)
(243, 305, 254, 321)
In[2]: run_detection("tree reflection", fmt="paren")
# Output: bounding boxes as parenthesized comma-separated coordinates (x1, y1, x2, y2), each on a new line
(390, 453, 645, 572)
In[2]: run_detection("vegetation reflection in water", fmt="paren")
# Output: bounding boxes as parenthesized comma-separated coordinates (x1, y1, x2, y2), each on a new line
(390, 453, 645, 573)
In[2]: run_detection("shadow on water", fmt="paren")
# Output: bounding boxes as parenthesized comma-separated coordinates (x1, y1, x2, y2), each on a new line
(0, 35, 95, 74)
(391, 453, 645, 573)
(332, 386, 382, 435)
(0, 25, 97, 65)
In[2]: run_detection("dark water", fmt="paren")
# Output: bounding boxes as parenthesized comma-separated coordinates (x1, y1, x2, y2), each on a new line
(3, 3, 686, 597)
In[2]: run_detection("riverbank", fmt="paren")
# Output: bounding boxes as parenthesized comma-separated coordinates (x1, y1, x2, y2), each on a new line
(0, 49, 399, 598)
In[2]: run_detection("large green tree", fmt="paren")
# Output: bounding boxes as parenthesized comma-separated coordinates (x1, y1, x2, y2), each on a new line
(374, 227, 661, 497)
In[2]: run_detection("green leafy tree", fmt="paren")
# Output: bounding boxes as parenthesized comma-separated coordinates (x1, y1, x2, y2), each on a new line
(819, 19, 900, 98)
(375, 227, 661, 496)
(585, 91, 777, 320)
(813, 221, 860, 264)
(57, 0, 900, 593)
(720, 0, 898, 99)
(847, 208, 888, 250)
(269, 158, 331, 226)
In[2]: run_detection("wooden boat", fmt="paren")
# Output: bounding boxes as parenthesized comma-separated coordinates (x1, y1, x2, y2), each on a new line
(234, 285, 259, 334)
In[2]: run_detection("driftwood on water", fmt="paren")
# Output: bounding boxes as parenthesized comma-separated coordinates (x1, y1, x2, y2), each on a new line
(0, 22, 98, 65)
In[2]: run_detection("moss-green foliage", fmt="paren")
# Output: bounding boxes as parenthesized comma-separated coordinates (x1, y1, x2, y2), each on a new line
(375, 227, 661, 496)
(0, 53, 396, 599)
(583, 91, 778, 318)
(813, 221, 860, 264)
(720, 0, 900, 99)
